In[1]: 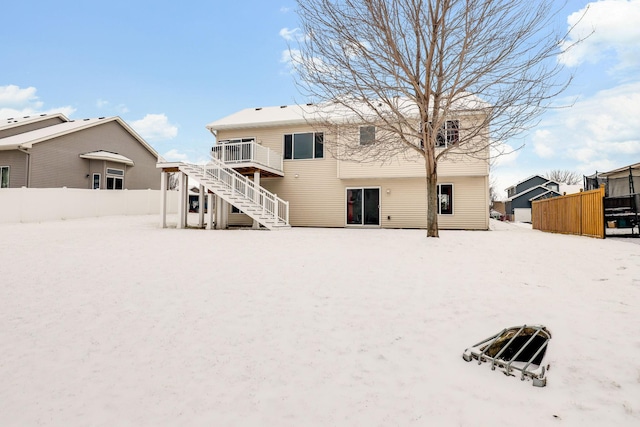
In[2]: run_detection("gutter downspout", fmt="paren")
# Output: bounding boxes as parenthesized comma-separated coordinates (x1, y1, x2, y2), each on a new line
(17, 147, 31, 188)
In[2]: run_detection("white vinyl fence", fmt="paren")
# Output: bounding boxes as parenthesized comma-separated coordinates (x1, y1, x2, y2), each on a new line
(0, 188, 179, 224)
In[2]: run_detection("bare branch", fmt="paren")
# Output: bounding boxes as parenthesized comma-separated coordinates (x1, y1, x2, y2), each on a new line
(292, 0, 579, 236)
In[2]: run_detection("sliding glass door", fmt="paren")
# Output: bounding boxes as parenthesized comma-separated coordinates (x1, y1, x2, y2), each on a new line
(346, 188, 380, 226)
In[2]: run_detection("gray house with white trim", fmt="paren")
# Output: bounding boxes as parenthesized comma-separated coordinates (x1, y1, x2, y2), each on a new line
(505, 175, 561, 222)
(0, 113, 160, 190)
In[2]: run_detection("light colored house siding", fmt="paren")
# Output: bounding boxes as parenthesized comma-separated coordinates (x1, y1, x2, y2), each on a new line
(437, 175, 489, 230)
(28, 121, 160, 189)
(216, 123, 489, 230)
(337, 150, 489, 179)
(0, 150, 28, 188)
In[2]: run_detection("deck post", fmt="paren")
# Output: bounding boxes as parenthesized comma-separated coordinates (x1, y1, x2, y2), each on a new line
(206, 193, 214, 230)
(160, 171, 167, 228)
(198, 184, 205, 228)
(215, 195, 222, 229)
(178, 171, 188, 229)
(253, 171, 261, 229)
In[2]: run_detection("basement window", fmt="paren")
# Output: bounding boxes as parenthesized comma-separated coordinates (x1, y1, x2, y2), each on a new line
(462, 325, 551, 387)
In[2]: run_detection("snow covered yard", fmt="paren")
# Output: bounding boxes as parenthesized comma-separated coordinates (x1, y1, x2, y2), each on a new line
(1, 216, 639, 426)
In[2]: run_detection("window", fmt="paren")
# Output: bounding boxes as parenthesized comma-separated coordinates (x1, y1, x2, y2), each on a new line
(0, 166, 9, 188)
(437, 184, 453, 215)
(359, 126, 375, 145)
(284, 132, 324, 160)
(437, 120, 459, 147)
(231, 205, 244, 214)
(106, 168, 124, 190)
(92, 173, 100, 189)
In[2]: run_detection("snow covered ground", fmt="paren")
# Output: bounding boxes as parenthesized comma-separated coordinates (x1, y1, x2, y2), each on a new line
(1, 216, 639, 426)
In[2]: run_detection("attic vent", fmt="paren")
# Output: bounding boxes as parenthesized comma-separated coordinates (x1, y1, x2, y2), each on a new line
(23, 116, 30, 118)
(255, 107, 262, 111)
(99, 117, 105, 119)
(83, 118, 90, 121)
(306, 103, 313, 106)
(280, 105, 287, 108)
(40, 114, 46, 116)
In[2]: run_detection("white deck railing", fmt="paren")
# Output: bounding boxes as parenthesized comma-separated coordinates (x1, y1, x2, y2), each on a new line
(211, 141, 283, 172)
(189, 157, 289, 226)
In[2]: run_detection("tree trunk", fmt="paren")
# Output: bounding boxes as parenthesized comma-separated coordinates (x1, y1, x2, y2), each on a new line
(426, 155, 439, 237)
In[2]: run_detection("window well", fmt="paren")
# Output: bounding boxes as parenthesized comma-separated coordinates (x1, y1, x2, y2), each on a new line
(462, 325, 551, 387)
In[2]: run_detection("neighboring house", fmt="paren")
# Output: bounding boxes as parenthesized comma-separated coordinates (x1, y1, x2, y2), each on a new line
(505, 175, 562, 222)
(0, 113, 161, 190)
(192, 100, 490, 230)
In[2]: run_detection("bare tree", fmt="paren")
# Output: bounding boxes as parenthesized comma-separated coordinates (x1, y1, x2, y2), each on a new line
(545, 169, 582, 185)
(292, 0, 578, 237)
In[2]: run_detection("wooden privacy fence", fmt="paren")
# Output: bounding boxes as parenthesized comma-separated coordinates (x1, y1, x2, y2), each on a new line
(532, 186, 605, 238)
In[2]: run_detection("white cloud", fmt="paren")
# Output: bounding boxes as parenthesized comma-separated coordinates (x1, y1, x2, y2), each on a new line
(490, 141, 520, 167)
(280, 6, 291, 13)
(163, 149, 189, 161)
(0, 84, 75, 119)
(96, 99, 109, 108)
(520, 82, 640, 172)
(130, 114, 178, 141)
(0, 85, 40, 107)
(115, 104, 129, 114)
(279, 27, 303, 41)
(532, 130, 555, 158)
(559, 0, 640, 71)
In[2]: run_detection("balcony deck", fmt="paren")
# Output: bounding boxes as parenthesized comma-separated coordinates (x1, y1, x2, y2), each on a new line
(212, 141, 284, 177)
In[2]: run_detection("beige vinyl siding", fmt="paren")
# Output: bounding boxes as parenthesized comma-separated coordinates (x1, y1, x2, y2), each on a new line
(0, 150, 28, 188)
(216, 124, 488, 230)
(28, 121, 160, 189)
(219, 125, 345, 227)
(437, 175, 489, 230)
(0, 117, 65, 139)
(337, 150, 489, 178)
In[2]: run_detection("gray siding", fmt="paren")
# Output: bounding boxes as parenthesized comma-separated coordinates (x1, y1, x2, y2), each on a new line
(0, 150, 28, 188)
(28, 121, 160, 189)
(0, 117, 66, 139)
(515, 176, 548, 195)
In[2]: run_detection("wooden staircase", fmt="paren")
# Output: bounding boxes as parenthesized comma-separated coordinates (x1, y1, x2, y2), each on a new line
(179, 158, 290, 230)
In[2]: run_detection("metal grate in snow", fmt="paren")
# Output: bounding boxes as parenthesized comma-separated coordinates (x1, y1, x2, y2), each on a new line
(462, 325, 551, 387)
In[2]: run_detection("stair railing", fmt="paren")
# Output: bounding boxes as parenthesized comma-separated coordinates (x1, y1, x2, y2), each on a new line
(187, 157, 289, 225)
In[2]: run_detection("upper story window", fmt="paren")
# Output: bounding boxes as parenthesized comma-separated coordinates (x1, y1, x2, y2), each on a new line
(436, 120, 459, 147)
(284, 132, 324, 160)
(359, 126, 375, 145)
(0, 166, 9, 188)
(420, 120, 460, 148)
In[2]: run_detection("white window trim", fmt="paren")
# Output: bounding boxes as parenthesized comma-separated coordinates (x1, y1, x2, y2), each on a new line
(0, 165, 9, 188)
(92, 173, 101, 190)
(106, 168, 124, 190)
(437, 183, 454, 215)
(345, 186, 381, 226)
(284, 132, 324, 160)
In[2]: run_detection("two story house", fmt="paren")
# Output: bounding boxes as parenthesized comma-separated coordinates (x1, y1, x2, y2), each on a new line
(505, 175, 562, 222)
(179, 100, 490, 230)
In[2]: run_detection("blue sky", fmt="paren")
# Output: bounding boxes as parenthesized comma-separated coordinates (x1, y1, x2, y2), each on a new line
(1, 0, 639, 198)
